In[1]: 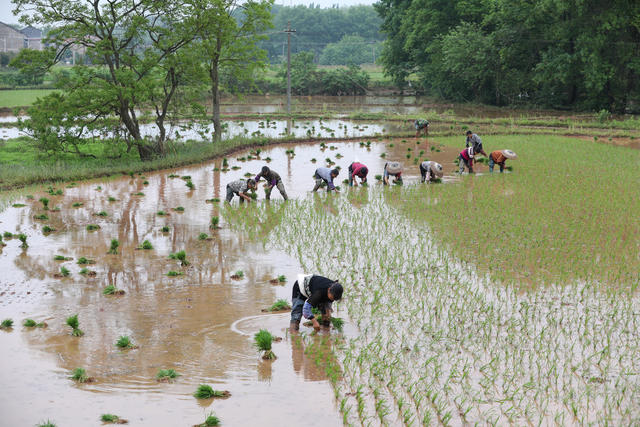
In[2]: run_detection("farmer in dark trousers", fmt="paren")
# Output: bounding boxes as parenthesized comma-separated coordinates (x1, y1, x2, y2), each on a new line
(225, 178, 257, 203)
(312, 167, 340, 192)
(458, 147, 475, 174)
(420, 160, 444, 183)
(414, 119, 429, 137)
(465, 130, 488, 158)
(254, 166, 288, 200)
(290, 274, 343, 333)
(383, 161, 403, 185)
(348, 161, 368, 186)
(489, 149, 517, 173)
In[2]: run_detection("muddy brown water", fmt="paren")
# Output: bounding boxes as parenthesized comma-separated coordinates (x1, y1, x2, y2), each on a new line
(0, 138, 460, 426)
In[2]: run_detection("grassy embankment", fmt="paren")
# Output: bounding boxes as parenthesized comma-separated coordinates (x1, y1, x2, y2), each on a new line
(0, 89, 58, 109)
(225, 133, 640, 425)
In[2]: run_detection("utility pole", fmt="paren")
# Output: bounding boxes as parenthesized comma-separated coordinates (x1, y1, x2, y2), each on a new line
(284, 22, 296, 115)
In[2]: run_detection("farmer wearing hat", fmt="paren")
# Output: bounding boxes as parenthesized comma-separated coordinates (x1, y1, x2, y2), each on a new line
(465, 130, 488, 158)
(489, 150, 517, 173)
(414, 119, 429, 137)
(348, 160, 368, 186)
(290, 274, 344, 333)
(458, 146, 475, 174)
(420, 160, 444, 183)
(225, 178, 257, 203)
(312, 167, 340, 192)
(254, 166, 288, 200)
(383, 161, 403, 185)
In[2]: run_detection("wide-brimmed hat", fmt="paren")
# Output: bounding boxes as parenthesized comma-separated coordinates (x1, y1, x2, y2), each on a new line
(386, 161, 403, 174)
(502, 149, 517, 159)
(430, 162, 444, 177)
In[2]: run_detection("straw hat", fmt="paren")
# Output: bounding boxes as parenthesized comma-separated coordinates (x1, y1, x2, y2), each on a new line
(430, 162, 444, 178)
(502, 149, 517, 159)
(386, 161, 403, 174)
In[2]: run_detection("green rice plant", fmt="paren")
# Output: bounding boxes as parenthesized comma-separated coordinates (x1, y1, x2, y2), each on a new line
(173, 206, 184, 212)
(231, 166, 241, 170)
(206, 198, 220, 203)
(0, 318, 13, 329)
(222, 158, 229, 167)
(156, 368, 180, 382)
(168, 250, 189, 266)
(166, 270, 183, 277)
(143, 180, 149, 185)
(36, 421, 56, 427)
(23, 318, 46, 328)
(157, 210, 167, 216)
(244, 172, 253, 178)
(139, 240, 153, 250)
(66, 314, 83, 336)
(96, 211, 108, 217)
(186, 180, 194, 190)
(375, 174, 382, 181)
(72, 202, 83, 207)
(42, 225, 55, 233)
(77, 257, 95, 265)
(18, 233, 28, 248)
(168, 173, 179, 178)
(133, 192, 144, 196)
(86, 224, 100, 231)
(95, 186, 102, 191)
(34, 214, 48, 220)
(193, 384, 230, 399)
(79, 268, 89, 275)
(330, 317, 344, 332)
(70, 367, 92, 383)
(181, 175, 192, 180)
(198, 233, 209, 240)
(107, 196, 117, 202)
(210, 216, 220, 229)
(103, 285, 125, 295)
(12, 203, 26, 207)
(39, 197, 49, 210)
(311, 158, 317, 163)
(115, 335, 136, 349)
(161, 226, 170, 232)
(100, 414, 127, 424)
(254, 329, 276, 360)
(231, 270, 244, 279)
(3, 231, 12, 239)
(197, 412, 221, 427)
(267, 299, 291, 312)
(278, 275, 286, 283)
(108, 239, 119, 254)
(59, 266, 71, 277)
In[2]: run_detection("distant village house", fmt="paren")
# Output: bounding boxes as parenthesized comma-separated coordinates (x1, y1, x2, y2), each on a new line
(0, 21, 43, 52)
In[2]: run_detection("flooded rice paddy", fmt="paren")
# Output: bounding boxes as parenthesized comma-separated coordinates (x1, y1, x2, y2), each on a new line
(0, 138, 457, 426)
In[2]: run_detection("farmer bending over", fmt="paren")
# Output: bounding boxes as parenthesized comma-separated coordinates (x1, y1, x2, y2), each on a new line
(414, 119, 429, 137)
(383, 161, 403, 185)
(290, 274, 343, 333)
(254, 166, 288, 200)
(313, 167, 340, 192)
(465, 130, 488, 158)
(458, 147, 475, 174)
(420, 160, 444, 183)
(348, 161, 368, 187)
(489, 149, 517, 173)
(225, 178, 257, 203)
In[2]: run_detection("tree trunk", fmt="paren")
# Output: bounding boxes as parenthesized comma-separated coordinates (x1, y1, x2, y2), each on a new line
(210, 37, 222, 143)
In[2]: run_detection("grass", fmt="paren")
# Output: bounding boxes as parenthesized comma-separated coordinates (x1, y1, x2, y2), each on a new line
(193, 384, 230, 399)
(66, 314, 83, 336)
(330, 317, 344, 331)
(254, 329, 276, 360)
(0, 318, 13, 329)
(156, 368, 180, 382)
(115, 335, 136, 349)
(0, 89, 58, 108)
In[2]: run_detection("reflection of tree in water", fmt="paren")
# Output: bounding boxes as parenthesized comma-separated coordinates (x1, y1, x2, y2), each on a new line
(221, 201, 288, 242)
(346, 187, 369, 209)
(290, 334, 330, 382)
(312, 192, 338, 216)
(257, 358, 273, 382)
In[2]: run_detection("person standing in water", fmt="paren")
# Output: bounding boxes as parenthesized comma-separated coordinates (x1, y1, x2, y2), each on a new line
(465, 130, 488, 158)
(488, 149, 517, 173)
(458, 147, 475, 174)
(414, 119, 429, 138)
(312, 167, 340, 192)
(225, 178, 257, 203)
(420, 160, 444, 183)
(290, 274, 343, 333)
(254, 166, 288, 200)
(348, 161, 368, 187)
(383, 161, 403, 185)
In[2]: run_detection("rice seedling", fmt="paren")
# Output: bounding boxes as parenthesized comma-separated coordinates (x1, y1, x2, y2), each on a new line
(133, 192, 144, 196)
(96, 211, 108, 216)
(161, 226, 170, 232)
(12, 203, 25, 207)
(230, 270, 244, 280)
(193, 384, 231, 399)
(34, 214, 48, 220)
(157, 210, 167, 216)
(23, 318, 47, 328)
(107, 196, 117, 202)
(79, 267, 96, 276)
(18, 233, 27, 248)
(36, 420, 56, 427)
(166, 270, 183, 277)
(330, 317, 344, 331)
(95, 185, 102, 191)
(311, 158, 317, 163)
(77, 257, 95, 265)
(231, 166, 241, 170)
(86, 224, 100, 231)
(210, 216, 220, 229)
(244, 172, 252, 178)
(139, 240, 153, 250)
(173, 206, 185, 212)
(115, 335, 137, 349)
(195, 412, 221, 427)
(0, 318, 13, 329)
(168, 173, 179, 178)
(263, 299, 291, 312)
(103, 285, 125, 295)
(59, 266, 71, 277)
(156, 369, 180, 382)
(26, 195, 34, 199)
(186, 180, 194, 190)
(108, 239, 119, 254)
(70, 367, 94, 383)
(198, 233, 209, 240)
(143, 180, 149, 185)
(265, 156, 272, 162)
(222, 158, 229, 167)
(42, 225, 55, 233)
(205, 198, 220, 203)
(39, 197, 49, 210)
(254, 329, 276, 360)
(3, 231, 12, 238)
(72, 202, 83, 207)
(168, 250, 189, 266)
(100, 414, 127, 424)
(66, 314, 83, 336)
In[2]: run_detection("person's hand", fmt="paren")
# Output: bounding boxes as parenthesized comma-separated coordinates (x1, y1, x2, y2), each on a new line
(353, 181, 358, 187)
(312, 318, 321, 331)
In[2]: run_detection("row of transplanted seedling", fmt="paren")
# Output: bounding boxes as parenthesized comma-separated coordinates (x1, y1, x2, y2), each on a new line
(226, 191, 640, 425)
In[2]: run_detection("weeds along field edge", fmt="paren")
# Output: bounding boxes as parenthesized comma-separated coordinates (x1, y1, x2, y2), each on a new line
(226, 183, 640, 425)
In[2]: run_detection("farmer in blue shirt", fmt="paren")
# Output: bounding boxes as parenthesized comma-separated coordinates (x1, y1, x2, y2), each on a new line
(290, 274, 343, 333)
(312, 167, 340, 192)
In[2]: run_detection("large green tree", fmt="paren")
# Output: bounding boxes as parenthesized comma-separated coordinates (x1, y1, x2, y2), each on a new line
(13, 0, 202, 160)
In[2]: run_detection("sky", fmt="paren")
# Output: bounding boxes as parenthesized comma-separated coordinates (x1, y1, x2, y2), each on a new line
(0, 0, 377, 26)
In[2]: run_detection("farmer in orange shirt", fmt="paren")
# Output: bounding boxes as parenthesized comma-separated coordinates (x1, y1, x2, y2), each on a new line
(489, 149, 517, 173)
